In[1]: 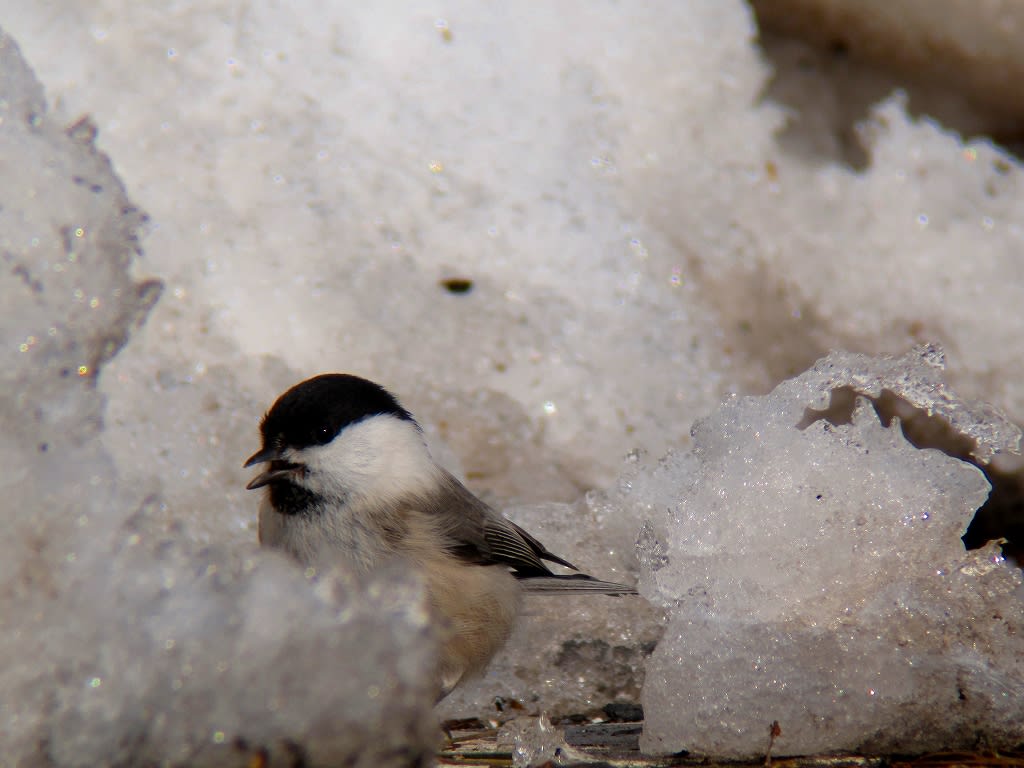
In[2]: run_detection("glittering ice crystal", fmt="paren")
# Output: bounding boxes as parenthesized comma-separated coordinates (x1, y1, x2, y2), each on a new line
(499, 713, 607, 768)
(635, 347, 1024, 757)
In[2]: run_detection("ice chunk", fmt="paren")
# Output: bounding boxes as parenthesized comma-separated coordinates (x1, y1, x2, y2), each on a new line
(636, 347, 1024, 757)
(8, 523, 442, 768)
(0, 30, 440, 767)
(498, 713, 603, 768)
(792, 344, 1021, 463)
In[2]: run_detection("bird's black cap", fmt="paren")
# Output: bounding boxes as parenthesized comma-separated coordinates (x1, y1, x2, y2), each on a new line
(258, 373, 416, 452)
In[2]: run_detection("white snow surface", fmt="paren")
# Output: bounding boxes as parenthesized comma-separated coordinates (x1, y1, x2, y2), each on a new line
(2, 0, 1024, 762)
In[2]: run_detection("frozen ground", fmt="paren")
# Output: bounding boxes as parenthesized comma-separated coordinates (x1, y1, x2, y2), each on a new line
(2, 0, 1023, 763)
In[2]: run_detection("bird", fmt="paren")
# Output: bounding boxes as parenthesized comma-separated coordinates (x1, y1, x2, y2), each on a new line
(244, 373, 637, 697)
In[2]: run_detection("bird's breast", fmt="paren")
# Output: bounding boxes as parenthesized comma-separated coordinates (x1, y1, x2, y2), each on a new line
(258, 492, 414, 572)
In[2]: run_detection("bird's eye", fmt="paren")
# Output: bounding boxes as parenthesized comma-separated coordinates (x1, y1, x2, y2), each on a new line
(316, 425, 333, 444)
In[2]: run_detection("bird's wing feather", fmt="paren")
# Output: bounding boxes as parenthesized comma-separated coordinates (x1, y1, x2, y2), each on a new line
(520, 575, 637, 595)
(427, 471, 574, 577)
(504, 519, 578, 571)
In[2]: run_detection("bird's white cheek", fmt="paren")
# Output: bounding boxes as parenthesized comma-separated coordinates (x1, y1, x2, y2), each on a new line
(301, 416, 439, 501)
(301, 446, 367, 499)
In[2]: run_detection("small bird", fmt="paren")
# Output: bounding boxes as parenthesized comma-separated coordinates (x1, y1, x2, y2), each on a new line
(244, 373, 636, 697)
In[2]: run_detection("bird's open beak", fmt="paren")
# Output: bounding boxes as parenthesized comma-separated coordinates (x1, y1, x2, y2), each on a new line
(244, 447, 280, 468)
(244, 447, 304, 490)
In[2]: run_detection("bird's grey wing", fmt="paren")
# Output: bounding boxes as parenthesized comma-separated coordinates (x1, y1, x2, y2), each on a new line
(502, 518, 577, 570)
(431, 471, 576, 577)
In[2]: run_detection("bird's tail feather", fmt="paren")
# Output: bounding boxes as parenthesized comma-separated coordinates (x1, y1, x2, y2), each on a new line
(520, 574, 637, 595)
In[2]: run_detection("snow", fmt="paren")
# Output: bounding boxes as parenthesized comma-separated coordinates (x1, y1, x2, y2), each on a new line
(2, 0, 1023, 762)
(0, 30, 439, 766)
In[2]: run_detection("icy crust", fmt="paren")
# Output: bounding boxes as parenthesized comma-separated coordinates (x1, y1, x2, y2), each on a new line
(0, 31, 439, 767)
(636, 348, 1024, 757)
(792, 344, 1021, 463)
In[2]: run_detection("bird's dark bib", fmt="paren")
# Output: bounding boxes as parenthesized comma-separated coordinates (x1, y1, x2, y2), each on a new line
(268, 481, 320, 517)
